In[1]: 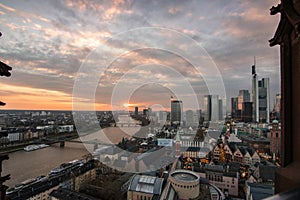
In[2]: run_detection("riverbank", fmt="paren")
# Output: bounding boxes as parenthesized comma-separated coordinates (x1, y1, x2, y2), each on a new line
(0, 144, 28, 154)
(0, 132, 79, 154)
(2, 126, 137, 187)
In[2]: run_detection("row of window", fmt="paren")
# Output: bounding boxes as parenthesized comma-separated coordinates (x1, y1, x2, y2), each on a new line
(206, 174, 223, 182)
(172, 182, 198, 189)
(206, 174, 235, 184)
(135, 195, 151, 200)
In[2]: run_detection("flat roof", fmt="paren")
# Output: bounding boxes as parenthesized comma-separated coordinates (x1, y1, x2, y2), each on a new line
(128, 175, 164, 195)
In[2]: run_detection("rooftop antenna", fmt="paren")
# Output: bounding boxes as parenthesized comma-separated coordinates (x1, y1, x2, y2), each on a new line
(254, 56, 256, 66)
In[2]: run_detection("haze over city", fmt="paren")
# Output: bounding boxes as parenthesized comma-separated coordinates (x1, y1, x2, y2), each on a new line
(0, 0, 280, 111)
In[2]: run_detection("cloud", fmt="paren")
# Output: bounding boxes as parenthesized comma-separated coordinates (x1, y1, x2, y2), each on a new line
(0, 0, 281, 110)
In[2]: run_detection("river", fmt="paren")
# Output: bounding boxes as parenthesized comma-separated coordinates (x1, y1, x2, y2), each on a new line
(2, 124, 141, 188)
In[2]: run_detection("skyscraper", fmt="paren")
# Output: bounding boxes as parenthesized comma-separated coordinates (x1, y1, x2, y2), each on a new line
(258, 78, 270, 123)
(218, 99, 224, 120)
(231, 97, 239, 119)
(203, 95, 223, 121)
(185, 110, 194, 127)
(238, 90, 250, 110)
(252, 64, 270, 123)
(171, 99, 183, 125)
(252, 65, 259, 122)
(203, 95, 211, 121)
(134, 106, 138, 116)
(211, 95, 220, 121)
(242, 102, 253, 122)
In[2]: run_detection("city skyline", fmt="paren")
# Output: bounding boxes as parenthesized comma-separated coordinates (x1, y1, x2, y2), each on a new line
(0, 0, 281, 111)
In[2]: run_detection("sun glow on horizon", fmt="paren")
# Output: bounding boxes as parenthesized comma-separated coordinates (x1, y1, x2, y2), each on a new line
(123, 103, 138, 108)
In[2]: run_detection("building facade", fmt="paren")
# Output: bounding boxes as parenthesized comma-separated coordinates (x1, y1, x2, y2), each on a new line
(242, 102, 253, 123)
(196, 165, 239, 197)
(127, 175, 164, 200)
(231, 97, 239, 120)
(168, 170, 200, 200)
(258, 78, 270, 123)
(252, 65, 259, 123)
(252, 65, 270, 123)
(171, 100, 183, 125)
(238, 90, 250, 110)
(204, 95, 223, 122)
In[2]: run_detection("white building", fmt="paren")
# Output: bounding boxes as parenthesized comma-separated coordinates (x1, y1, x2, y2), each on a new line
(7, 132, 20, 142)
(58, 125, 74, 133)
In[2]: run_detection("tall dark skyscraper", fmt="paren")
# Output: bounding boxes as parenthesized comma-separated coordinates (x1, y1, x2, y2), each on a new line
(252, 64, 270, 123)
(134, 106, 138, 116)
(218, 99, 223, 121)
(231, 97, 239, 119)
(258, 78, 270, 123)
(252, 64, 259, 122)
(204, 95, 211, 121)
(203, 95, 223, 121)
(171, 99, 182, 125)
(238, 90, 250, 110)
(242, 102, 253, 122)
(232, 90, 250, 122)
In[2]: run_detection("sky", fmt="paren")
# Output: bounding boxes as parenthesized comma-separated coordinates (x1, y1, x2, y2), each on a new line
(0, 0, 281, 112)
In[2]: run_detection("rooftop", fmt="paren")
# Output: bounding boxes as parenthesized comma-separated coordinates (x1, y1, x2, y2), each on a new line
(128, 175, 164, 195)
(49, 188, 98, 200)
(241, 134, 270, 143)
(170, 170, 199, 181)
(247, 182, 274, 200)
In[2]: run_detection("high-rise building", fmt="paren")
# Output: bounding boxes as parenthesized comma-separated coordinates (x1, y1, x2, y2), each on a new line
(158, 111, 168, 126)
(231, 97, 239, 119)
(148, 107, 152, 116)
(218, 99, 223, 120)
(232, 90, 251, 122)
(258, 78, 270, 123)
(171, 99, 183, 125)
(252, 65, 259, 122)
(242, 102, 253, 123)
(143, 109, 149, 117)
(203, 95, 211, 121)
(211, 95, 220, 121)
(194, 111, 200, 126)
(203, 95, 223, 121)
(185, 110, 194, 127)
(238, 90, 250, 110)
(134, 106, 138, 116)
(252, 65, 270, 123)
